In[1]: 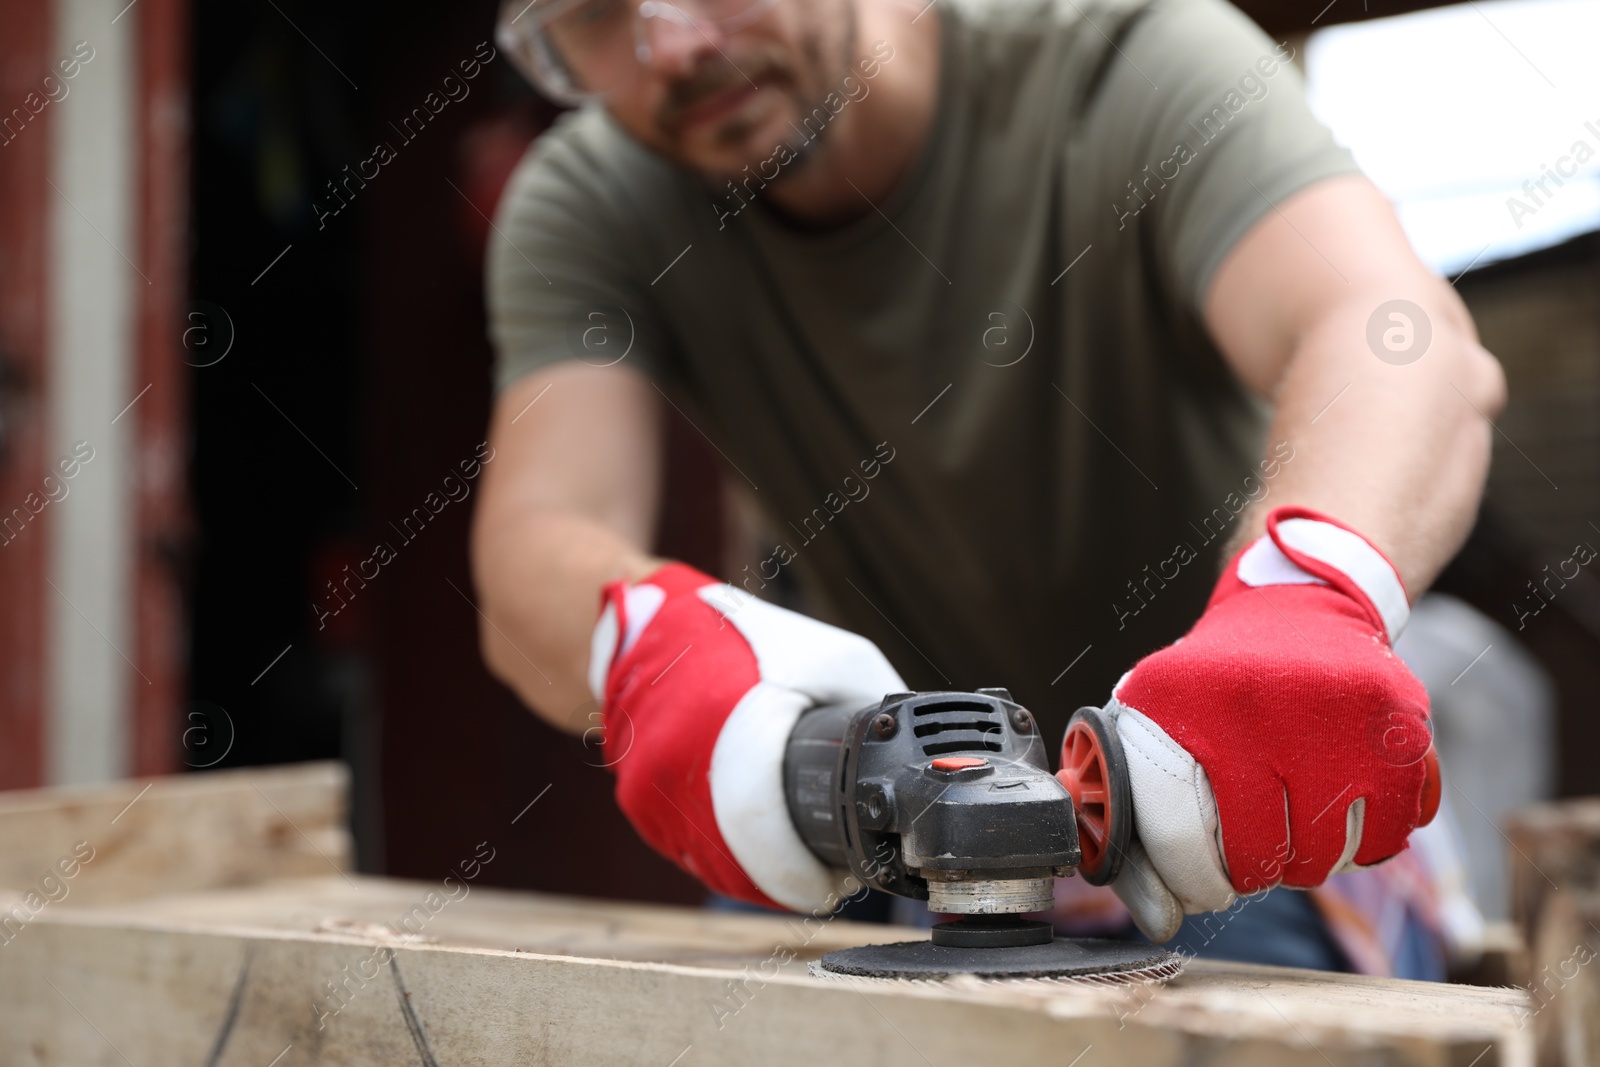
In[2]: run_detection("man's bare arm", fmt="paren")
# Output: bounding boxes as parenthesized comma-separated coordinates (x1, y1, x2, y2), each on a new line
(1206, 174, 1508, 595)
(470, 362, 668, 734)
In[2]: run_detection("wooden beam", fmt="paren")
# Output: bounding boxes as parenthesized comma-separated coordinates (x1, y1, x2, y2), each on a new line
(0, 875, 1532, 1066)
(1505, 799, 1600, 1065)
(0, 761, 349, 907)
(1506, 799, 1600, 944)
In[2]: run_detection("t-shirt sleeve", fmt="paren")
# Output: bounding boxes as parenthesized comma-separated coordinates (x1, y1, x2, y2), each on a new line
(485, 118, 673, 395)
(1078, 0, 1362, 315)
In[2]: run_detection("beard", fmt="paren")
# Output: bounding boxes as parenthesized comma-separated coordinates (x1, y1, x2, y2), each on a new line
(654, 46, 795, 142)
(651, 0, 858, 180)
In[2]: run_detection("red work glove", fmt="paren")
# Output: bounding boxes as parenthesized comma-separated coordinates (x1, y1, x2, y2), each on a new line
(589, 562, 905, 911)
(1105, 506, 1430, 941)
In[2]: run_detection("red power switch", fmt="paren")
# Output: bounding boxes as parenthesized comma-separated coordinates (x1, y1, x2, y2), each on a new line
(930, 756, 988, 772)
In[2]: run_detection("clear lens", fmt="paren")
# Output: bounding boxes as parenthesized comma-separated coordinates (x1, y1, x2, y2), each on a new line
(497, 1, 593, 104)
(497, 0, 780, 104)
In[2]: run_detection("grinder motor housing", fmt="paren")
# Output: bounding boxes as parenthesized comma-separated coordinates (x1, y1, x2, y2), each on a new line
(783, 688, 1082, 916)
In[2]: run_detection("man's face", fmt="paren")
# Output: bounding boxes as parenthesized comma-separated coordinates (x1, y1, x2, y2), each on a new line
(578, 0, 856, 179)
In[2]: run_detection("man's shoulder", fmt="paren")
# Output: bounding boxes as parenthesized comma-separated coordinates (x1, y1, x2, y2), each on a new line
(947, 0, 1160, 55)
(947, 0, 1263, 96)
(949, 0, 1154, 32)
(500, 105, 688, 233)
(940, 0, 1166, 117)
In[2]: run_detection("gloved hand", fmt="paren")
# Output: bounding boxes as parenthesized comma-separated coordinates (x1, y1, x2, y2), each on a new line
(589, 561, 906, 911)
(1104, 505, 1432, 942)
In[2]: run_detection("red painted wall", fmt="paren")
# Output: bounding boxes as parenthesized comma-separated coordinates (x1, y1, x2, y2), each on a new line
(131, 0, 191, 777)
(0, 0, 57, 789)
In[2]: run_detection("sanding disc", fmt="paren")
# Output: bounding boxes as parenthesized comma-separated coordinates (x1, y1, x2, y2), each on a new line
(817, 937, 1179, 980)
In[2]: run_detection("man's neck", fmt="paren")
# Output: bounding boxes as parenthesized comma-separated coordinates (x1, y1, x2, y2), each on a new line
(761, 0, 942, 228)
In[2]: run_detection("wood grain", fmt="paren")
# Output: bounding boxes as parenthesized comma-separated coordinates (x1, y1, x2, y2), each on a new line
(0, 761, 349, 908)
(0, 875, 1532, 1066)
(1506, 799, 1600, 1066)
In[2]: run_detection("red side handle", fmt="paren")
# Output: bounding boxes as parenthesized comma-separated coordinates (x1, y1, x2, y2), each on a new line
(1419, 744, 1441, 827)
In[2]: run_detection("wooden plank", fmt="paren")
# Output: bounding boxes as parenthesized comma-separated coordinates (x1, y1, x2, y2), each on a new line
(0, 762, 349, 908)
(1453, 921, 1531, 990)
(0, 875, 1532, 1066)
(1523, 888, 1600, 1067)
(1505, 799, 1600, 1066)
(1506, 799, 1600, 946)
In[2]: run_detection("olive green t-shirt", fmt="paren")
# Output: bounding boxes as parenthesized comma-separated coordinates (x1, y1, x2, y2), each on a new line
(487, 0, 1360, 733)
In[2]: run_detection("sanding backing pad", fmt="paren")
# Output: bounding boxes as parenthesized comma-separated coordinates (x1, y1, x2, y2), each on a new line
(817, 937, 1180, 981)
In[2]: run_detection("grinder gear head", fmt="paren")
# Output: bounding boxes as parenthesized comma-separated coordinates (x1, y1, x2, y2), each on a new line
(785, 689, 1163, 978)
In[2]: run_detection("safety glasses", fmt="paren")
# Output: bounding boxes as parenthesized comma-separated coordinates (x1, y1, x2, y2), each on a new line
(496, 0, 781, 105)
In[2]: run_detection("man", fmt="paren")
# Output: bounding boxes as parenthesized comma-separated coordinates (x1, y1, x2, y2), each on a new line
(472, 0, 1506, 974)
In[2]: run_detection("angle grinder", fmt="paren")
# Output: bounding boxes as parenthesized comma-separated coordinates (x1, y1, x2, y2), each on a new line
(783, 687, 1169, 980)
(785, 687, 1443, 981)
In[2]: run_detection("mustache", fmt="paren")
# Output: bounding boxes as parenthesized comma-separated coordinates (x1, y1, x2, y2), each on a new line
(656, 51, 791, 135)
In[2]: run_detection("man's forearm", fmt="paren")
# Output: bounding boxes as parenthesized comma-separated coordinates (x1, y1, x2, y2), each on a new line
(470, 363, 667, 734)
(1234, 283, 1507, 596)
(471, 506, 664, 734)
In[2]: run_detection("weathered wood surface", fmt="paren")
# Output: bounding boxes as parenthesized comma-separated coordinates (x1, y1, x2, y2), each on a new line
(0, 875, 1533, 1066)
(1505, 799, 1600, 1067)
(1506, 799, 1600, 945)
(1455, 921, 1532, 990)
(0, 761, 349, 908)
